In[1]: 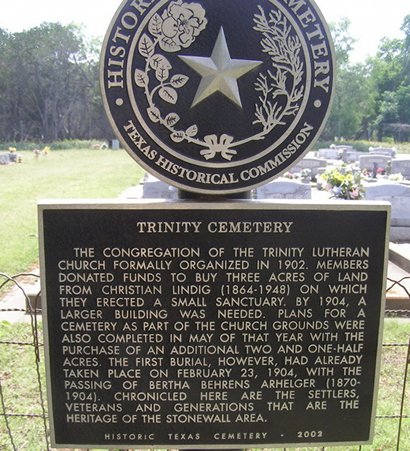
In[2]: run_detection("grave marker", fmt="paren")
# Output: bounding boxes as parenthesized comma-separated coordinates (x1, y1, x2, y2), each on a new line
(256, 178, 311, 199)
(392, 158, 410, 179)
(0, 153, 10, 165)
(142, 175, 178, 199)
(317, 148, 340, 160)
(359, 155, 391, 172)
(289, 157, 327, 179)
(365, 182, 410, 241)
(369, 147, 396, 158)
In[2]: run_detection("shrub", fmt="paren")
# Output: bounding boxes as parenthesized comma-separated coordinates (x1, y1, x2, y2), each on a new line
(0, 140, 109, 151)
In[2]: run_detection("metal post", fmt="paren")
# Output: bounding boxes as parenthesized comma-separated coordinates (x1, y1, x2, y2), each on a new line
(396, 337, 410, 450)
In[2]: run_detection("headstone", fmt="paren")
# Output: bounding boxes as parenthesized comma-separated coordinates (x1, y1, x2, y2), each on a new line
(341, 149, 366, 164)
(0, 153, 10, 165)
(256, 178, 312, 199)
(118, 185, 144, 199)
(110, 139, 120, 150)
(317, 148, 340, 160)
(369, 147, 396, 158)
(8, 152, 18, 163)
(290, 157, 327, 178)
(391, 158, 410, 179)
(364, 182, 410, 241)
(142, 175, 178, 199)
(359, 155, 391, 172)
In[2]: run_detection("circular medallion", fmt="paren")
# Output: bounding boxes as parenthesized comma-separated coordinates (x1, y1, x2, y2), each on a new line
(101, 0, 335, 194)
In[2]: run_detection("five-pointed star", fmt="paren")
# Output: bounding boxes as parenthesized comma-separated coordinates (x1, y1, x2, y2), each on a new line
(179, 27, 262, 108)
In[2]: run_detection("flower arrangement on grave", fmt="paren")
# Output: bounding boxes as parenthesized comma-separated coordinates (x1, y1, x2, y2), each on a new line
(319, 165, 364, 200)
(283, 168, 311, 182)
(300, 168, 312, 181)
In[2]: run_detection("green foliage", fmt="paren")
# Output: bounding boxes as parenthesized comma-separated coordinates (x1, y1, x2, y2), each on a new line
(1, 319, 408, 450)
(324, 20, 376, 140)
(325, 63, 375, 139)
(47, 139, 107, 150)
(322, 15, 410, 142)
(0, 140, 108, 151)
(314, 140, 410, 153)
(1, 15, 410, 144)
(0, 23, 109, 142)
(369, 15, 410, 141)
(397, 85, 410, 123)
(329, 18, 355, 69)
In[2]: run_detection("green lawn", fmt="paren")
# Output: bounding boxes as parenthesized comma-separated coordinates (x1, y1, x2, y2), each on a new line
(0, 149, 144, 276)
(1, 147, 409, 450)
(0, 319, 409, 450)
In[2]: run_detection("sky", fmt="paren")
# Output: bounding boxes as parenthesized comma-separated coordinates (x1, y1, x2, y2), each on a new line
(0, 0, 409, 64)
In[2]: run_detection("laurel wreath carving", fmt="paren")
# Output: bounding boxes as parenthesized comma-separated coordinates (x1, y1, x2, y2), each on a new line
(252, 6, 304, 133)
(134, 2, 304, 161)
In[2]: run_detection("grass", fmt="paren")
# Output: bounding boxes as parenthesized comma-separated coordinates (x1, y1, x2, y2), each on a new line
(1, 146, 409, 449)
(0, 319, 409, 451)
(0, 322, 47, 450)
(0, 149, 144, 276)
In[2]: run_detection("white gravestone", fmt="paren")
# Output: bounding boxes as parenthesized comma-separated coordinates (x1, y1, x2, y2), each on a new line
(359, 155, 391, 172)
(256, 178, 312, 199)
(369, 147, 396, 158)
(0, 153, 10, 165)
(365, 182, 410, 241)
(317, 148, 340, 160)
(290, 157, 327, 179)
(392, 159, 410, 180)
(142, 175, 178, 199)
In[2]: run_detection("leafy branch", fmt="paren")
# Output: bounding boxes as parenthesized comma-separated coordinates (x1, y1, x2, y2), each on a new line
(252, 6, 304, 132)
(132, 4, 305, 161)
(134, 19, 201, 146)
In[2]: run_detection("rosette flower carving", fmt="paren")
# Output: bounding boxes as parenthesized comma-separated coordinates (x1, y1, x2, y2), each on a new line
(160, 0, 207, 52)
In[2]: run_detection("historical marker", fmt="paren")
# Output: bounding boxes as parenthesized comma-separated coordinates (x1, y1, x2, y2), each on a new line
(101, 0, 335, 194)
(39, 201, 389, 449)
(39, 1, 389, 449)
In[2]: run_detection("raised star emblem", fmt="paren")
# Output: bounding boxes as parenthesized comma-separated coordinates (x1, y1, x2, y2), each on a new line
(179, 27, 262, 108)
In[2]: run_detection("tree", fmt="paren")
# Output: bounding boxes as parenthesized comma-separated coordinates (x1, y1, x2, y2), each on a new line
(0, 23, 107, 142)
(322, 19, 376, 140)
(370, 15, 410, 141)
(15, 23, 92, 141)
(0, 29, 19, 140)
(401, 15, 410, 85)
(330, 18, 355, 69)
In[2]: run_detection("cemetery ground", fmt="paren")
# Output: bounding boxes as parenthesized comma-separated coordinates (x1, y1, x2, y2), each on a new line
(0, 320, 409, 450)
(0, 148, 144, 278)
(0, 145, 410, 450)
